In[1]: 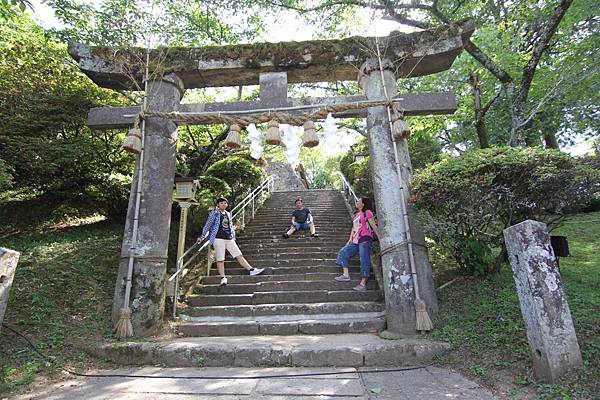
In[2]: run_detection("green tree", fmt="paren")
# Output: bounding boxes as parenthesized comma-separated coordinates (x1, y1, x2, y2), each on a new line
(263, 0, 599, 150)
(204, 156, 265, 206)
(0, 14, 131, 217)
(0, 0, 31, 20)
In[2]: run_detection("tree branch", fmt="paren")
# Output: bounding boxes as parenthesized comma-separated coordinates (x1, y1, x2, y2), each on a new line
(482, 88, 502, 115)
(462, 39, 513, 84)
(518, 0, 574, 103)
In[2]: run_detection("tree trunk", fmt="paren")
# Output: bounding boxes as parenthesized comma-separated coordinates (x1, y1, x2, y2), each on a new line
(469, 72, 490, 149)
(544, 131, 560, 149)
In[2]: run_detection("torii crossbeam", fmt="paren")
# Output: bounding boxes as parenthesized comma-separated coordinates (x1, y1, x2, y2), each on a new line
(68, 20, 475, 337)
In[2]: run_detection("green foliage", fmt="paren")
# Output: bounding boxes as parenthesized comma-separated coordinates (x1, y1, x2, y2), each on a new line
(0, 0, 30, 20)
(0, 158, 14, 191)
(194, 176, 231, 209)
(338, 136, 373, 196)
(406, 119, 443, 170)
(433, 212, 600, 399)
(204, 156, 265, 206)
(414, 147, 600, 275)
(48, 0, 272, 47)
(0, 15, 132, 219)
(299, 147, 341, 189)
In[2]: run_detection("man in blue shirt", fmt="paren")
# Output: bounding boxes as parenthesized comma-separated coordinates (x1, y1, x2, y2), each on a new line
(199, 197, 264, 286)
(282, 198, 319, 239)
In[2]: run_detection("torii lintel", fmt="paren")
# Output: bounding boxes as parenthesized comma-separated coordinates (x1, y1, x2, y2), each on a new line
(68, 20, 475, 91)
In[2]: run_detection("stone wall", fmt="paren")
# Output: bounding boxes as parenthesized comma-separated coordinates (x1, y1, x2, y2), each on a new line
(266, 160, 307, 192)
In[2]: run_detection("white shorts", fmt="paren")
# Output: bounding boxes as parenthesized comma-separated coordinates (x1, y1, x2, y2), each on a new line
(213, 238, 242, 261)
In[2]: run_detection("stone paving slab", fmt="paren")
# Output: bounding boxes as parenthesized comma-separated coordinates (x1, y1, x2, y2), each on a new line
(11, 366, 496, 400)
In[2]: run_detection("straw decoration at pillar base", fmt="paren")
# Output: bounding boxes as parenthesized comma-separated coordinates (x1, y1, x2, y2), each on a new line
(122, 127, 142, 154)
(302, 120, 319, 147)
(414, 298, 433, 332)
(114, 308, 134, 339)
(265, 119, 282, 145)
(224, 124, 243, 148)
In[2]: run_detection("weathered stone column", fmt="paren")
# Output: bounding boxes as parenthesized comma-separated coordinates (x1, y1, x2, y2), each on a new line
(112, 73, 184, 337)
(504, 220, 582, 383)
(360, 58, 417, 334)
(0, 247, 20, 332)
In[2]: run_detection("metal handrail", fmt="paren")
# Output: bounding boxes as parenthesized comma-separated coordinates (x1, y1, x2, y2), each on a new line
(168, 174, 275, 317)
(230, 175, 274, 219)
(336, 171, 359, 203)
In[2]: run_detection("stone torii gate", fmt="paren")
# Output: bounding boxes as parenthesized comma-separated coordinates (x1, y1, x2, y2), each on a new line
(69, 20, 474, 337)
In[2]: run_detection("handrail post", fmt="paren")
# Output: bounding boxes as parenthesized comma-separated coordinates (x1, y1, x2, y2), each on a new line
(252, 196, 255, 219)
(173, 201, 192, 318)
(206, 246, 212, 277)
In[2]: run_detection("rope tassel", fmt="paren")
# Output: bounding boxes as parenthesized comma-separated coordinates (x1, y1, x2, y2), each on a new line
(302, 120, 319, 147)
(224, 124, 243, 148)
(265, 119, 282, 145)
(391, 108, 411, 141)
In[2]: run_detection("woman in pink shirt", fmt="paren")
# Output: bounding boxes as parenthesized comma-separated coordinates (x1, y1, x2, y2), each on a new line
(334, 197, 381, 291)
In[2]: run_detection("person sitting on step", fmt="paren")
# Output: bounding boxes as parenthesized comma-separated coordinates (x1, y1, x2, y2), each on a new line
(198, 197, 264, 286)
(282, 197, 319, 238)
(334, 196, 381, 292)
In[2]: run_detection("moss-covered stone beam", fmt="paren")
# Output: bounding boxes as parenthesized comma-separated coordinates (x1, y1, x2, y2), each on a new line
(68, 20, 474, 90)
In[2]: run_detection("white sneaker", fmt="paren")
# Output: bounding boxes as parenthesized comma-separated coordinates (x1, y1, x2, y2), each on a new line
(249, 267, 264, 276)
(220, 276, 228, 286)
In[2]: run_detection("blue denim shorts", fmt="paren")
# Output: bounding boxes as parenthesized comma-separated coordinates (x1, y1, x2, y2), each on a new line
(293, 222, 311, 230)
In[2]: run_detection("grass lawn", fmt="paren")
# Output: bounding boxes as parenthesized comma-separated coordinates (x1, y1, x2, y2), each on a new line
(0, 212, 122, 394)
(1, 196, 598, 399)
(431, 211, 600, 399)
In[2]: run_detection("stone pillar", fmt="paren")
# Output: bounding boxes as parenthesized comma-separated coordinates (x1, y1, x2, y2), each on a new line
(504, 220, 582, 383)
(0, 247, 20, 332)
(360, 58, 416, 335)
(112, 73, 184, 337)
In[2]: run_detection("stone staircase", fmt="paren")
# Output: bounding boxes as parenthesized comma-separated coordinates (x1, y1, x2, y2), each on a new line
(100, 189, 450, 367)
(177, 190, 386, 337)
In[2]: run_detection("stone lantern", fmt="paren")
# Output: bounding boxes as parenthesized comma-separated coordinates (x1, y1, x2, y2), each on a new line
(174, 177, 197, 201)
(350, 144, 368, 163)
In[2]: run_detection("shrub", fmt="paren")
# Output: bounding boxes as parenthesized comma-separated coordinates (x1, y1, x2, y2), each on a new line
(413, 147, 600, 275)
(0, 158, 14, 191)
(204, 156, 265, 206)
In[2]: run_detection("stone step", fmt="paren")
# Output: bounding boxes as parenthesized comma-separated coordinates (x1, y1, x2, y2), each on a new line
(213, 264, 361, 276)
(224, 257, 355, 265)
(246, 223, 350, 229)
(198, 279, 379, 295)
(100, 334, 451, 367)
(235, 237, 348, 245)
(182, 301, 385, 318)
(238, 228, 352, 237)
(230, 251, 341, 261)
(202, 272, 352, 285)
(176, 314, 386, 336)
(252, 213, 350, 219)
(237, 233, 350, 240)
(237, 245, 346, 253)
(188, 289, 383, 306)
